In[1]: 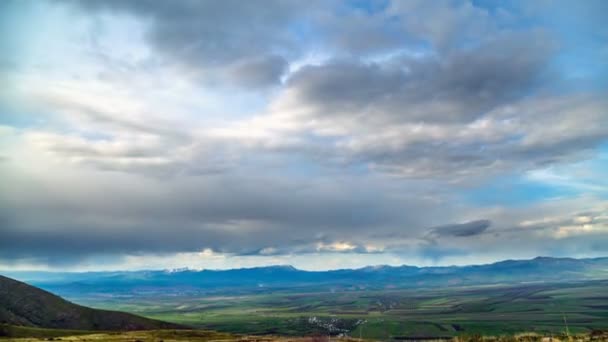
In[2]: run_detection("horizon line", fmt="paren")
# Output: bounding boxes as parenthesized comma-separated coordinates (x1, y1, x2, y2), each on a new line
(2, 255, 607, 274)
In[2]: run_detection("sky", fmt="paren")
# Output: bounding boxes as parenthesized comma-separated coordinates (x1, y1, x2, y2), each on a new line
(0, 0, 607, 272)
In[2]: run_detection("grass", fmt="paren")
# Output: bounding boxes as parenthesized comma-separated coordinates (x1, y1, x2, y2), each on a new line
(64, 281, 608, 339)
(0, 327, 365, 342)
(0, 328, 237, 341)
(0, 325, 97, 339)
(1, 327, 607, 342)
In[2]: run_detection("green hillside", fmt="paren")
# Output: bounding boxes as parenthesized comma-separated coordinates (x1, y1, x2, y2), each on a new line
(0, 275, 183, 332)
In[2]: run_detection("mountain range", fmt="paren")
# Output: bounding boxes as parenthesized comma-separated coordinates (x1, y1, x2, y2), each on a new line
(6, 256, 608, 298)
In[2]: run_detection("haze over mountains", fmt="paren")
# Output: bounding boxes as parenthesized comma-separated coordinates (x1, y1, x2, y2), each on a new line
(8, 257, 608, 298)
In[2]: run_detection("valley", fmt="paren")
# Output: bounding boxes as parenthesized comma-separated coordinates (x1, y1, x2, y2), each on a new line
(65, 281, 608, 339)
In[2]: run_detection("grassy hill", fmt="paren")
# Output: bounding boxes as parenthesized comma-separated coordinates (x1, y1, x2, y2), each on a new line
(0, 275, 183, 332)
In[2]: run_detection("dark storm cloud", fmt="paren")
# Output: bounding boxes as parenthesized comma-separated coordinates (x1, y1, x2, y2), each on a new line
(0, 221, 233, 264)
(428, 220, 491, 238)
(416, 220, 489, 263)
(0, 168, 451, 263)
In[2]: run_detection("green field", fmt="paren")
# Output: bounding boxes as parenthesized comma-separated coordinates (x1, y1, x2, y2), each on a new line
(69, 281, 608, 339)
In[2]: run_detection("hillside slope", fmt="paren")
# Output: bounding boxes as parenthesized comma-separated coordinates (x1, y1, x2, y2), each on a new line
(0, 274, 183, 331)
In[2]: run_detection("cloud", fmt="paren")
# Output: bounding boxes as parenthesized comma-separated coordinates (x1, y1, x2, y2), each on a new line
(276, 30, 553, 125)
(264, 90, 606, 181)
(428, 220, 491, 238)
(388, 0, 494, 51)
(0, 137, 449, 264)
(1, 147, 607, 267)
(62, 0, 311, 88)
(224, 55, 289, 88)
(0, 0, 607, 270)
(15, 1, 603, 183)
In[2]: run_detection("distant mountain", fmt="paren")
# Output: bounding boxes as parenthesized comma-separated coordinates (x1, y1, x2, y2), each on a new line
(6, 256, 608, 298)
(0, 275, 183, 331)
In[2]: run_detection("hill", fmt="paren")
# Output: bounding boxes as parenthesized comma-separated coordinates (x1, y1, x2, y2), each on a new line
(0, 275, 183, 331)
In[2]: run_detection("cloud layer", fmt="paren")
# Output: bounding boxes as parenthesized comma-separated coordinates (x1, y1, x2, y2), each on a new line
(0, 0, 607, 270)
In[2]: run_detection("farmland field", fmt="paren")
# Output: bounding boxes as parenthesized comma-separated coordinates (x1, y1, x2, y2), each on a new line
(67, 280, 608, 339)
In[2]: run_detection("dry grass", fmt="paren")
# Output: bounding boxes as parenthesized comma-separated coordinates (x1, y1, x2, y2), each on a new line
(2, 329, 607, 342)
